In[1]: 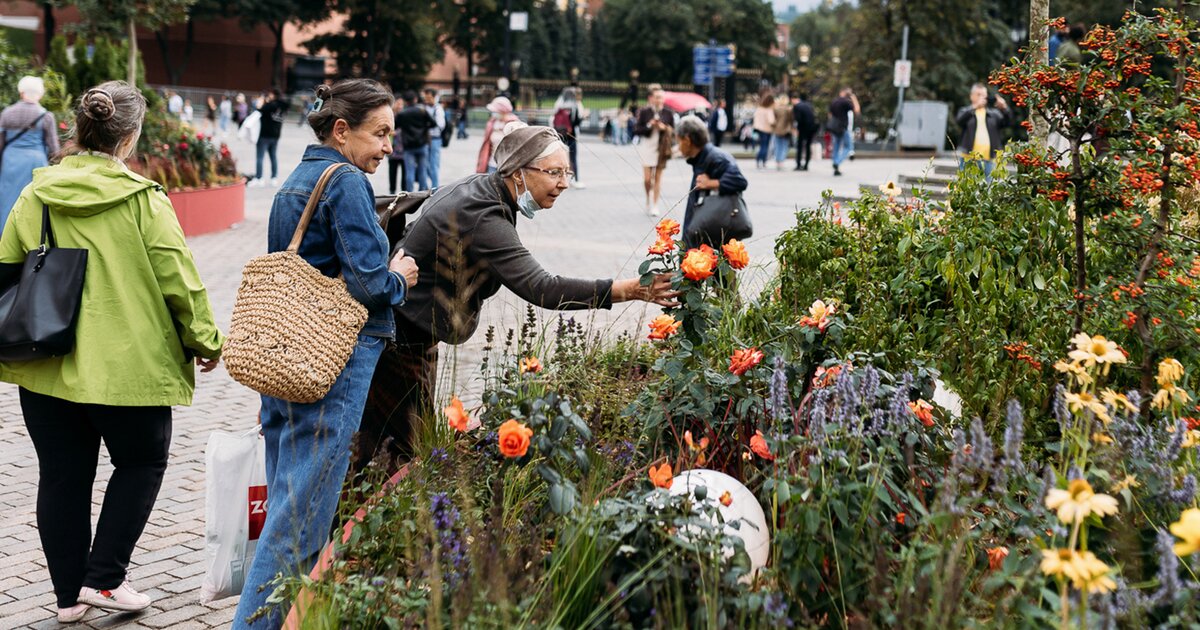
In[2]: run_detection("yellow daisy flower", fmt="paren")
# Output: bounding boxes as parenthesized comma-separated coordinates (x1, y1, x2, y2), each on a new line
(1157, 358, 1185, 387)
(1067, 333, 1126, 370)
(1054, 359, 1094, 387)
(1063, 391, 1111, 423)
(1112, 475, 1139, 493)
(1044, 478, 1119, 524)
(1101, 389, 1138, 414)
(879, 181, 902, 197)
(1170, 508, 1200, 557)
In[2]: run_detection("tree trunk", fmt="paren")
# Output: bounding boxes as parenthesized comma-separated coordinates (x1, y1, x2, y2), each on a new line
(1071, 142, 1086, 335)
(1028, 0, 1050, 143)
(127, 18, 138, 85)
(271, 23, 285, 89)
(42, 1, 55, 61)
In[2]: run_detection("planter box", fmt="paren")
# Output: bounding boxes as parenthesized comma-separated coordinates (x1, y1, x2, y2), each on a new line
(168, 182, 245, 236)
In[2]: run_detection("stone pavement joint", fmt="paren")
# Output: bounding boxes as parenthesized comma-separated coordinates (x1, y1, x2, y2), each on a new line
(0, 123, 931, 628)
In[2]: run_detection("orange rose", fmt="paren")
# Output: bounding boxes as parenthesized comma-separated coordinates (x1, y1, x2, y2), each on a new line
(647, 314, 681, 340)
(909, 399, 935, 427)
(445, 396, 469, 432)
(681, 245, 718, 281)
(655, 218, 681, 239)
(749, 430, 775, 461)
(896, 512, 907, 525)
(813, 364, 843, 388)
(648, 462, 673, 489)
(729, 347, 764, 376)
(722, 239, 749, 270)
(987, 546, 1009, 571)
(498, 419, 533, 458)
(519, 356, 542, 374)
(719, 490, 733, 507)
(799, 299, 837, 331)
(648, 238, 675, 255)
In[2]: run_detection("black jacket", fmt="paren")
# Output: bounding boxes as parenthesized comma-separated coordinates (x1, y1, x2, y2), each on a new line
(395, 105, 436, 150)
(792, 101, 816, 136)
(396, 173, 613, 344)
(683, 144, 748, 247)
(955, 105, 1011, 160)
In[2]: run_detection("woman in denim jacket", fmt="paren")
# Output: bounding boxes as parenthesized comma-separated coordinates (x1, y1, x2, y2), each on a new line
(233, 79, 418, 630)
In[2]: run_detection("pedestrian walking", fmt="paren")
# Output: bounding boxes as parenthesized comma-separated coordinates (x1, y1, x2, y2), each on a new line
(0, 77, 60, 228)
(771, 93, 794, 171)
(708, 98, 729, 147)
(387, 95, 407, 195)
(476, 96, 519, 174)
(181, 98, 194, 124)
(167, 90, 183, 117)
(218, 94, 232, 138)
(552, 86, 586, 188)
(204, 95, 218, 135)
(634, 84, 677, 216)
(0, 81, 225, 624)
(358, 124, 679, 471)
(616, 107, 632, 145)
(232, 79, 419, 630)
(675, 115, 748, 248)
(396, 90, 436, 191)
(423, 88, 446, 188)
(827, 87, 859, 176)
(249, 88, 288, 188)
(752, 93, 775, 169)
(453, 95, 469, 139)
(234, 93, 248, 126)
(792, 92, 816, 171)
(955, 83, 1010, 182)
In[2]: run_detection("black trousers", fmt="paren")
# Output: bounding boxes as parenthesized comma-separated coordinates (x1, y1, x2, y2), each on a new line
(19, 388, 171, 608)
(797, 131, 814, 168)
(387, 157, 407, 195)
(711, 130, 725, 147)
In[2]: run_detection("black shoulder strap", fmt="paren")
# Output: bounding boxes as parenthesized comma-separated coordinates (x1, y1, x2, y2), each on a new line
(40, 204, 56, 250)
(2, 111, 48, 152)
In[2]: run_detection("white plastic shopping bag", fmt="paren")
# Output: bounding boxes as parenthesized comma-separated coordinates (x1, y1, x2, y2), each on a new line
(200, 426, 268, 603)
(238, 110, 261, 145)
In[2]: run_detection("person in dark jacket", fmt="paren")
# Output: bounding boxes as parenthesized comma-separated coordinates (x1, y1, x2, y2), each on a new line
(250, 88, 288, 187)
(707, 98, 729, 147)
(675, 115, 748, 248)
(387, 95, 407, 195)
(955, 83, 1010, 182)
(356, 124, 680, 472)
(791, 92, 816, 171)
(395, 90, 437, 191)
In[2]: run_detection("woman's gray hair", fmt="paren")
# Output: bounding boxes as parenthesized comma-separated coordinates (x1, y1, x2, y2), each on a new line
(675, 114, 709, 147)
(75, 81, 146, 154)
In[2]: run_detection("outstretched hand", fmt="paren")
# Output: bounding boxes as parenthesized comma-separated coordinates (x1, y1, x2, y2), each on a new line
(644, 273, 681, 308)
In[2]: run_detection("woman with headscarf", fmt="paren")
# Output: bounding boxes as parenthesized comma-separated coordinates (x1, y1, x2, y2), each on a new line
(633, 84, 677, 217)
(356, 123, 680, 473)
(475, 96, 520, 173)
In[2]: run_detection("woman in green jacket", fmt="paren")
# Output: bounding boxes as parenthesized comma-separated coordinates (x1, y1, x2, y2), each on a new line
(0, 81, 224, 623)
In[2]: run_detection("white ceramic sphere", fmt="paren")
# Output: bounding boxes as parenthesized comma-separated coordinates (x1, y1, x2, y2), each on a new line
(667, 468, 770, 576)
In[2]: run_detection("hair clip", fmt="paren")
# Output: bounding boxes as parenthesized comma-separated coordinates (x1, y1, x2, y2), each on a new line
(312, 97, 324, 112)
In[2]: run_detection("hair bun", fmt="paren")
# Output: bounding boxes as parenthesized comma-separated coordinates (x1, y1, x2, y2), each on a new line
(82, 89, 115, 121)
(314, 84, 332, 100)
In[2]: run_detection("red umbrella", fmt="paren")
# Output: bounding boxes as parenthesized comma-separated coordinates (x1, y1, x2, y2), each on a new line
(661, 91, 712, 113)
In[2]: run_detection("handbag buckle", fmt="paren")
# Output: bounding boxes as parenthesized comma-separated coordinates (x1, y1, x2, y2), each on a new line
(33, 245, 47, 271)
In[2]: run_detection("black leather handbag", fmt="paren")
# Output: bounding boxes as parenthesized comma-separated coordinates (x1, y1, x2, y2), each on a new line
(0, 205, 88, 361)
(686, 190, 753, 247)
(375, 190, 432, 251)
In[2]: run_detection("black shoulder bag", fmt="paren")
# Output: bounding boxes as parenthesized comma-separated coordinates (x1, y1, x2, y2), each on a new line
(375, 190, 433, 251)
(0, 204, 89, 361)
(686, 190, 753, 247)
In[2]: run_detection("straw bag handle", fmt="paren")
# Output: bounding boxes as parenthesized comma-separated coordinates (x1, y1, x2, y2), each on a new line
(287, 162, 350, 252)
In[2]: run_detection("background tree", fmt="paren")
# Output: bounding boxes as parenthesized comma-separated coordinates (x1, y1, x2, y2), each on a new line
(230, 0, 329, 90)
(153, 0, 227, 86)
(306, 0, 445, 90)
(73, 0, 194, 84)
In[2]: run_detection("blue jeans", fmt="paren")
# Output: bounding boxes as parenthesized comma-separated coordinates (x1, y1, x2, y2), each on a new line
(255, 136, 280, 179)
(427, 140, 441, 189)
(403, 145, 430, 192)
(772, 135, 791, 163)
(832, 130, 853, 166)
(232, 334, 386, 629)
(958, 156, 996, 182)
(756, 132, 771, 164)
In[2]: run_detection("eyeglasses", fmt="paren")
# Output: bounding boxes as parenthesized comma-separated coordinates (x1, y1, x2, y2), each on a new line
(525, 166, 575, 181)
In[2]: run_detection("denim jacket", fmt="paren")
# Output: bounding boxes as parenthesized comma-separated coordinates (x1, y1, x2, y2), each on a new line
(268, 144, 407, 338)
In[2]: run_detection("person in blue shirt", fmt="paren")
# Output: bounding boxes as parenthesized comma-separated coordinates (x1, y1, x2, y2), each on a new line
(233, 78, 419, 630)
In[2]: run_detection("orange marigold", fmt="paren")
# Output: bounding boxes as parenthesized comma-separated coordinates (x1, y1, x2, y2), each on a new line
(648, 462, 673, 489)
(719, 490, 733, 507)
(987, 546, 1010, 571)
(445, 396, 469, 432)
(750, 430, 775, 461)
(909, 399, 935, 427)
(722, 239, 750, 270)
(498, 419, 533, 458)
(519, 356, 542, 374)
(681, 245, 718, 281)
(647, 314, 681, 340)
(729, 347, 765, 376)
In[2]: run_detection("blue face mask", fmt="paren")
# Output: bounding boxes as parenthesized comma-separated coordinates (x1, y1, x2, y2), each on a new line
(516, 170, 541, 219)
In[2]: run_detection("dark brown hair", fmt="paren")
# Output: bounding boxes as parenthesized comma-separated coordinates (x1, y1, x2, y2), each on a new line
(308, 79, 394, 142)
(75, 81, 146, 154)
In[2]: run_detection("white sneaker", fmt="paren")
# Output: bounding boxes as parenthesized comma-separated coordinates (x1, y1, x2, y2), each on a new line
(270, 178, 280, 187)
(571, 180, 587, 189)
(247, 178, 264, 188)
(78, 581, 152, 612)
(57, 603, 90, 623)
(649, 204, 661, 217)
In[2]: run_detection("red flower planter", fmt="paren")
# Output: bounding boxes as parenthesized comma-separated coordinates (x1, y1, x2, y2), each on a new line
(167, 182, 245, 236)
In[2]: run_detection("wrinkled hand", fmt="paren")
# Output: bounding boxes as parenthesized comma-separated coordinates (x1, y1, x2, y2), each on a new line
(196, 356, 220, 373)
(695, 174, 719, 191)
(645, 273, 681, 308)
(390, 248, 420, 288)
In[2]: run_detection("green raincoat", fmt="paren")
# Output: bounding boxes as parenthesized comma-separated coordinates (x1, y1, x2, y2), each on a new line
(0, 154, 224, 406)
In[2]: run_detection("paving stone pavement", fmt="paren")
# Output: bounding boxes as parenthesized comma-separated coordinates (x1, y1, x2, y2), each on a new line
(0, 118, 933, 628)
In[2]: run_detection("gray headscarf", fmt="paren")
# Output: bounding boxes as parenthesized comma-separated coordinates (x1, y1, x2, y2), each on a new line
(494, 124, 563, 177)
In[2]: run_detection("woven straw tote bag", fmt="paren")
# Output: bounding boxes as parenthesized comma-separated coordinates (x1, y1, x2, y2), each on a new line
(224, 163, 369, 403)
